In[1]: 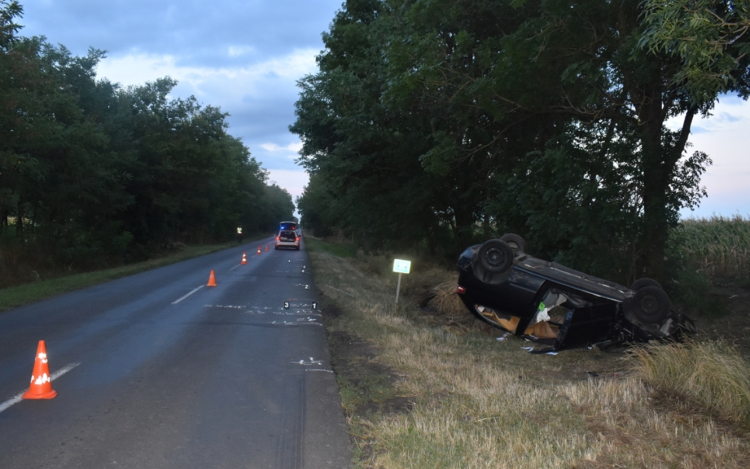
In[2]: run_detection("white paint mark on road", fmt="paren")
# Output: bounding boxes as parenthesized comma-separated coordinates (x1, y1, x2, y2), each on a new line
(305, 369, 334, 373)
(172, 285, 205, 304)
(271, 321, 323, 327)
(230, 264, 242, 271)
(0, 362, 81, 414)
(293, 357, 323, 366)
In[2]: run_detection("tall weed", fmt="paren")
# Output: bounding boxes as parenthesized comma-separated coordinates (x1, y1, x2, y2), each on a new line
(629, 340, 750, 426)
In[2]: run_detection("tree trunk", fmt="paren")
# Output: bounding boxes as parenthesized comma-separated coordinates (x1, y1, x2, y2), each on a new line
(15, 198, 23, 237)
(635, 87, 697, 282)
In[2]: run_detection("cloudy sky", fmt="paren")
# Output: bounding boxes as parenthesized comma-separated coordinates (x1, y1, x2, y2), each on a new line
(16, 0, 750, 219)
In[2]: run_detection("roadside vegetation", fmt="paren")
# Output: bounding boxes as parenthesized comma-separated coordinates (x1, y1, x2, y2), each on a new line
(305, 220, 750, 468)
(0, 237, 272, 312)
(293, 0, 750, 286)
(670, 215, 750, 283)
(0, 1, 294, 290)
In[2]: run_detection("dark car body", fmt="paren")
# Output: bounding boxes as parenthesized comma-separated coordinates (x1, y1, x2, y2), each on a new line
(456, 237, 689, 351)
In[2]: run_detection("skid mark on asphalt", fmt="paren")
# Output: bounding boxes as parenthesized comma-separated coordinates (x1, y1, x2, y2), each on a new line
(275, 373, 305, 469)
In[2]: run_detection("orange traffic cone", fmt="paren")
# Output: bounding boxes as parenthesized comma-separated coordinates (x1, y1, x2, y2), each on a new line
(22, 340, 57, 400)
(257, 245, 261, 255)
(207, 270, 217, 287)
(241, 252, 247, 265)
(265, 245, 269, 252)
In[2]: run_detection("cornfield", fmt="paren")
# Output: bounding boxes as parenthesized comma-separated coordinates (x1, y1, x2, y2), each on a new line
(671, 215, 750, 280)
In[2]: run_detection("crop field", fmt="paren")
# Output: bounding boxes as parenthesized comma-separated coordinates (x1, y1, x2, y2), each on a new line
(305, 234, 750, 468)
(672, 215, 750, 282)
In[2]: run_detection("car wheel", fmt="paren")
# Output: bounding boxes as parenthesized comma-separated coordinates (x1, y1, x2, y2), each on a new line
(630, 277, 662, 291)
(624, 286, 671, 324)
(476, 240, 514, 274)
(499, 233, 526, 256)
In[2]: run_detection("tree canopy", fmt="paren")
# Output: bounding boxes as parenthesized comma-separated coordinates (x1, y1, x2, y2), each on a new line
(292, 0, 749, 282)
(1, 1, 293, 284)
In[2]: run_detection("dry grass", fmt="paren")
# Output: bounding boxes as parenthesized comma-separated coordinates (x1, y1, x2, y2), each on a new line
(629, 340, 750, 425)
(306, 240, 750, 468)
(427, 277, 466, 317)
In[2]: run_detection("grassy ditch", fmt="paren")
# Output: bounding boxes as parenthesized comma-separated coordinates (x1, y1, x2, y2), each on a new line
(0, 240, 257, 312)
(305, 238, 750, 468)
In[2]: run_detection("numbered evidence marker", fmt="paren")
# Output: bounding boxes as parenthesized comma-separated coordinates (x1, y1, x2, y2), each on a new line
(312, 302, 318, 310)
(393, 259, 412, 305)
(305, 284, 309, 290)
(284, 301, 290, 309)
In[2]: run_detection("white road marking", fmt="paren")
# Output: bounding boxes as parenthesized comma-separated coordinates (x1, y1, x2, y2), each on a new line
(0, 362, 81, 413)
(172, 285, 205, 304)
(230, 264, 242, 271)
(293, 357, 323, 366)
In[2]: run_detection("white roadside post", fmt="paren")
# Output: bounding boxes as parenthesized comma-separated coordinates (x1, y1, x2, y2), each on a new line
(393, 259, 411, 304)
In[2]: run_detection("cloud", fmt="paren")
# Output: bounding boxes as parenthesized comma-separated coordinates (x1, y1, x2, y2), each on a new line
(20, 0, 341, 64)
(266, 169, 309, 200)
(95, 48, 316, 173)
(260, 142, 303, 153)
(663, 95, 750, 218)
(95, 48, 317, 96)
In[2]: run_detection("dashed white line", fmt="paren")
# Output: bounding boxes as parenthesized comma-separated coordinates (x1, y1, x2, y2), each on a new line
(172, 285, 205, 304)
(0, 362, 81, 413)
(230, 264, 242, 271)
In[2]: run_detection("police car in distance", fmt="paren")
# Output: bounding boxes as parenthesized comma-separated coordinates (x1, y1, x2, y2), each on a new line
(275, 230, 300, 250)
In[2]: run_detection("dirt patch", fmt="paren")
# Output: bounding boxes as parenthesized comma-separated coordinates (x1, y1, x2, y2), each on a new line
(317, 289, 413, 420)
(327, 330, 412, 418)
(649, 389, 750, 438)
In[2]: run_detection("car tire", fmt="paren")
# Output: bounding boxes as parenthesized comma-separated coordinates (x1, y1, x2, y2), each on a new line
(625, 286, 671, 324)
(630, 277, 662, 291)
(499, 233, 526, 256)
(476, 240, 514, 274)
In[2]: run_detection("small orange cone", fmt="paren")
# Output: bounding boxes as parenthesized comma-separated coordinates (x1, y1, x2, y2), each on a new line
(207, 270, 217, 287)
(22, 340, 57, 400)
(241, 252, 247, 265)
(257, 245, 261, 255)
(265, 245, 269, 252)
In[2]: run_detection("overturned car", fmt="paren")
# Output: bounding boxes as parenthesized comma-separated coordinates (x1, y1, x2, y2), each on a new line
(456, 234, 691, 351)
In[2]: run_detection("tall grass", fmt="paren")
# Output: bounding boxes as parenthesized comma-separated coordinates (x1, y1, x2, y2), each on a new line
(671, 215, 750, 280)
(629, 340, 750, 426)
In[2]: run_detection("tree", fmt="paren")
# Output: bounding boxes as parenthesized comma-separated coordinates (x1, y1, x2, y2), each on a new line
(641, 0, 750, 104)
(1, 1, 290, 282)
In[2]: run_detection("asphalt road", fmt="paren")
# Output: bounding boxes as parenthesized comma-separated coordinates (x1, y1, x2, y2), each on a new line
(0, 236, 351, 468)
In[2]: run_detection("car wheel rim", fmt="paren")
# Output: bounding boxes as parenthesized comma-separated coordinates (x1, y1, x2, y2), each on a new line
(640, 295, 659, 315)
(485, 248, 507, 267)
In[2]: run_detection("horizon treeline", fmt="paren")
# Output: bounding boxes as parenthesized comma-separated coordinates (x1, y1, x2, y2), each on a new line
(291, 0, 750, 283)
(1, 1, 294, 285)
